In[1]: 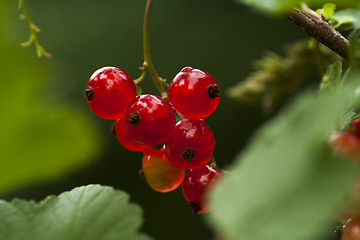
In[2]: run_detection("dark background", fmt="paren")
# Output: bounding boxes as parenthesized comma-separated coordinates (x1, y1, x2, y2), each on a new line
(2, 0, 303, 239)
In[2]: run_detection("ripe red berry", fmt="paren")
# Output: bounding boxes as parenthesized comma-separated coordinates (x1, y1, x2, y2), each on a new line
(349, 119, 360, 137)
(182, 165, 222, 214)
(115, 118, 149, 152)
(165, 119, 215, 169)
(168, 67, 220, 119)
(329, 131, 360, 160)
(124, 94, 176, 146)
(142, 148, 185, 193)
(342, 216, 360, 240)
(85, 67, 137, 120)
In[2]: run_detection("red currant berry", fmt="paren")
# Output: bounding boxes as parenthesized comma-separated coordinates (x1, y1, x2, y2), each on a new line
(124, 94, 176, 146)
(85, 67, 137, 120)
(142, 148, 185, 193)
(115, 118, 149, 152)
(329, 131, 360, 160)
(350, 119, 360, 137)
(168, 67, 220, 119)
(182, 165, 222, 214)
(342, 217, 360, 240)
(165, 119, 215, 169)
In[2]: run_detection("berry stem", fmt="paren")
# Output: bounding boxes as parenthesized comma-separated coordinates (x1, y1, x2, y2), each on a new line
(134, 63, 147, 84)
(142, 0, 168, 99)
(208, 156, 217, 168)
(17, 0, 52, 58)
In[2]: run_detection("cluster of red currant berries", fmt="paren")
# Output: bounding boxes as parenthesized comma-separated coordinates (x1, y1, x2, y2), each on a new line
(329, 118, 360, 240)
(85, 66, 223, 214)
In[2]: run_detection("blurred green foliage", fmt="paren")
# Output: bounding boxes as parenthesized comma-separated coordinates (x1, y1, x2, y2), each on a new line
(0, 2, 103, 194)
(331, 8, 360, 30)
(319, 61, 342, 94)
(209, 74, 360, 240)
(227, 40, 339, 112)
(349, 30, 360, 67)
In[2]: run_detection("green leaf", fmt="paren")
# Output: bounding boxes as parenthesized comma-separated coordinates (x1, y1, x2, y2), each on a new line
(0, 23, 102, 192)
(319, 61, 342, 94)
(322, 3, 336, 18)
(317, 3, 336, 18)
(331, 8, 360, 30)
(0, 185, 151, 240)
(339, 110, 356, 131)
(235, 0, 360, 14)
(208, 75, 360, 240)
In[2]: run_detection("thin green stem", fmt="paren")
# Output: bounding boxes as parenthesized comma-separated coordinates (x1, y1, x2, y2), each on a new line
(310, 39, 325, 77)
(340, 66, 351, 88)
(208, 156, 217, 168)
(142, 0, 168, 99)
(134, 63, 147, 84)
(18, 0, 52, 58)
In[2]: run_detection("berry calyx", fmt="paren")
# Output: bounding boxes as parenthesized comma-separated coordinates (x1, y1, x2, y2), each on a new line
(165, 119, 215, 169)
(129, 112, 141, 125)
(182, 148, 195, 161)
(84, 87, 94, 100)
(207, 84, 220, 99)
(168, 67, 220, 119)
(125, 94, 176, 146)
(142, 148, 185, 193)
(115, 118, 149, 152)
(182, 165, 222, 214)
(85, 67, 137, 120)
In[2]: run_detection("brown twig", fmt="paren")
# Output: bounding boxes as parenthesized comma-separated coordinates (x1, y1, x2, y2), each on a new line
(287, 7, 349, 60)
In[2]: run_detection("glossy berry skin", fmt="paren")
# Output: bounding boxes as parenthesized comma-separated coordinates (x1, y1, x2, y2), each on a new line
(329, 131, 360, 160)
(342, 217, 360, 240)
(142, 148, 185, 193)
(125, 94, 176, 146)
(349, 119, 360, 137)
(182, 165, 222, 214)
(165, 119, 215, 169)
(115, 118, 149, 152)
(85, 67, 137, 120)
(168, 67, 220, 119)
